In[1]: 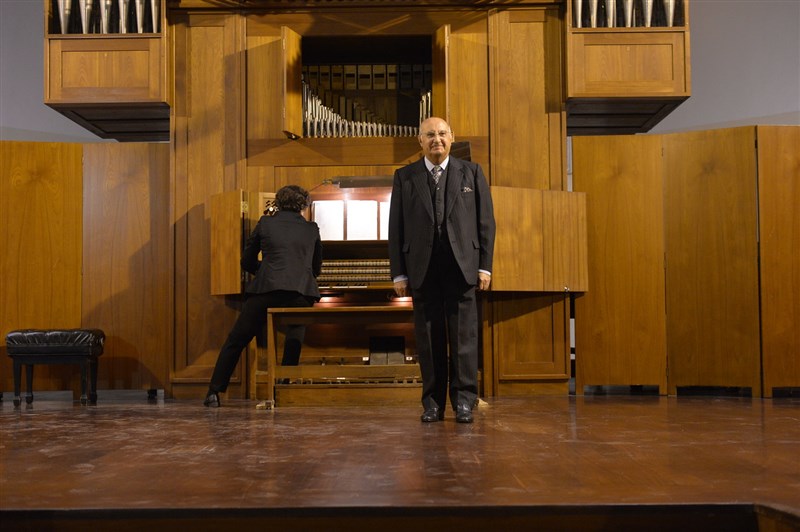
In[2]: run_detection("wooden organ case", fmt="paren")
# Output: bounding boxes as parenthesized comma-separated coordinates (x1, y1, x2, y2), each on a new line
(182, 1, 605, 403)
(30, 0, 689, 401)
(196, 1, 597, 405)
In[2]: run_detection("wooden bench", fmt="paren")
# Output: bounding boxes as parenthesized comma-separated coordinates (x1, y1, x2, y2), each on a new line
(5, 329, 105, 406)
(257, 305, 419, 408)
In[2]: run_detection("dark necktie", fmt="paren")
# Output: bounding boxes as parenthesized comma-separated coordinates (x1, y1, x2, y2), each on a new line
(431, 165, 442, 185)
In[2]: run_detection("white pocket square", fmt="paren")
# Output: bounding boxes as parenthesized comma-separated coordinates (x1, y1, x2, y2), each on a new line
(462, 186, 473, 192)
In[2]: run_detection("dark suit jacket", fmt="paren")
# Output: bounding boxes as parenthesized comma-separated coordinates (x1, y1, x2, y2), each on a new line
(388, 157, 496, 290)
(240, 210, 323, 299)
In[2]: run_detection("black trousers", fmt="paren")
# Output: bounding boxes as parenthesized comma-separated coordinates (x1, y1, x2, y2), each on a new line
(411, 244, 478, 411)
(209, 290, 313, 393)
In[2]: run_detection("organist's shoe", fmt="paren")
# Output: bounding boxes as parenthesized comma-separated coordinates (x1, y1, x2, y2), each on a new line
(203, 391, 220, 408)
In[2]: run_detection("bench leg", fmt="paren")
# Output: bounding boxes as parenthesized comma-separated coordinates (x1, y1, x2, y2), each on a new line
(79, 362, 89, 405)
(89, 359, 98, 404)
(25, 364, 34, 404)
(12, 360, 22, 407)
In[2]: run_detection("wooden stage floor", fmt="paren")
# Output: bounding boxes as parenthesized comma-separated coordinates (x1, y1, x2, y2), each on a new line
(1, 392, 799, 531)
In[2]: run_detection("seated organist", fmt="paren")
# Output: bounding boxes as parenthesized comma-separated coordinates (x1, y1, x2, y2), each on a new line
(204, 185, 323, 408)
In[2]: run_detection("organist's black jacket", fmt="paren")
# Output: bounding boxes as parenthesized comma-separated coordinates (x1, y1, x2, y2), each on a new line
(240, 210, 322, 300)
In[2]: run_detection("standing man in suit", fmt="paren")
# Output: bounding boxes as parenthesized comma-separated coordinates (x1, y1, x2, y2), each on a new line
(204, 185, 322, 408)
(388, 117, 496, 423)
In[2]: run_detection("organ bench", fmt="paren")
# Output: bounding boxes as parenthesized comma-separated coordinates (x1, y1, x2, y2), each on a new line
(257, 305, 419, 408)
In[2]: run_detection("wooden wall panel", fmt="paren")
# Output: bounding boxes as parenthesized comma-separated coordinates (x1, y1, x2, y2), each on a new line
(82, 144, 171, 392)
(447, 18, 489, 139)
(544, 8, 567, 191)
(248, 138, 423, 168)
(246, 165, 276, 194)
(0, 141, 83, 392)
(275, 166, 400, 193)
(572, 135, 667, 392)
(757, 126, 800, 395)
(489, 8, 562, 190)
(172, 14, 246, 397)
(663, 128, 761, 395)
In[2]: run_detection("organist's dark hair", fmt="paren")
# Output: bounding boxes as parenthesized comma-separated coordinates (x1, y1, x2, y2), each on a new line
(275, 185, 310, 213)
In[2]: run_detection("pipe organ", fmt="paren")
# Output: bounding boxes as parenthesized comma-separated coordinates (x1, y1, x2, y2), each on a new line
(53, 0, 160, 34)
(35, 0, 692, 401)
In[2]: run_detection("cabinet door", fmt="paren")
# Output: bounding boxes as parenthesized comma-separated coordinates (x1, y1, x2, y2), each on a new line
(210, 190, 248, 296)
(432, 24, 450, 122)
(663, 128, 761, 395)
(246, 23, 302, 140)
(491, 186, 587, 293)
(490, 293, 571, 393)
(282, 26, 303, 139)
(572, 135, 667, 393)
(757, 125, 800, 396)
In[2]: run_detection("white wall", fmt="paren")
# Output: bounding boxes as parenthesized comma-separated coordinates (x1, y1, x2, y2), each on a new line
(1, 0, 798, 141)
(0, 0, 105, 141)
(652, 0, 800, 133)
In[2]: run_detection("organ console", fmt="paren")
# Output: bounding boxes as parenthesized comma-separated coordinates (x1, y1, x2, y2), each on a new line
(210, 175, 420, 407)
(262, 179, 419, 407)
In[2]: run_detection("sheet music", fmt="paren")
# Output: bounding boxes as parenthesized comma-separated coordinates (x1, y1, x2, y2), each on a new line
(346, 200, 378, 240)
(379, 200, 390, 241)
(313, 200, 345, 241)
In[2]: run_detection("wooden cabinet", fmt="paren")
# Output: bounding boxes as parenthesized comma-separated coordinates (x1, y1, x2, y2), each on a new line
(566, 0, 691, 135)
(662, 127, 761, 395)
(43, 0, 169, 141)
(573, 126, 800, 397)
(757, 126, 800, 397)
(572, 134, 668, 394)
(664, 126, 800, 397)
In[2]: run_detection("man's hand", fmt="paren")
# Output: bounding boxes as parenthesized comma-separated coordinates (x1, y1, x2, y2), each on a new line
(477, 272, 491, 291)
(394, 279, 409, 297)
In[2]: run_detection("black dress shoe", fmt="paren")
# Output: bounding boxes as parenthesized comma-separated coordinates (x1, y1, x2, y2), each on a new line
(455, 404, 473, 424)
(203, 392, 220, 408)
(421, 407, 444, 422)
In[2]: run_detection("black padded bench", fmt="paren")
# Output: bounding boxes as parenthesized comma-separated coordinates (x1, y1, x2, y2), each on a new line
(6, 329, 105, 406)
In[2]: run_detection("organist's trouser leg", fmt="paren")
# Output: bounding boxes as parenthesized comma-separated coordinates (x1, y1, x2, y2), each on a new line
(210, 291, 315, 392)
(209, 293, 269, 393)
(280, 325, 306, 366)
